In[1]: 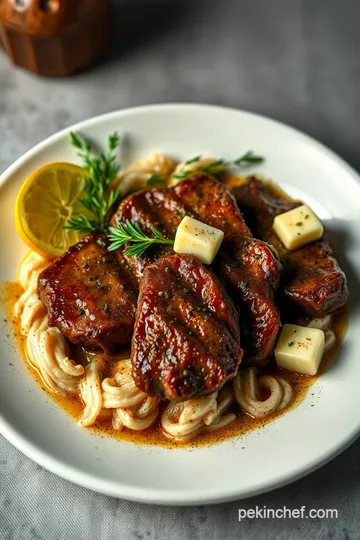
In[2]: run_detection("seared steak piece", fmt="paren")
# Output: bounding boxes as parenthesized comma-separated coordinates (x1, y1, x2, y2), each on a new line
(132, 254, 243, 400)
(173, 173, 251, 237)
(111, 187, 182, 281)
(232, 177, 348, 316)
(114, 186, 185, 234)
(111, 173, 281, 364)
(38, 234, 138, 352)
(215, 235, 281, 365)
(174, 175, 281, 365)
(110, 173, 251, 282)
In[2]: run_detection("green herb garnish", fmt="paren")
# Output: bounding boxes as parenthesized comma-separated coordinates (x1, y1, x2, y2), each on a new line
(200, 159, 226, 176)
(233, 151, 264, 166)
(147, 173, 165, 186)
(171, 151, 264, 181)
(288, 341, 295, 347)
(107, 220, 174, 257)
(185, 155, 201, 165)
(101, 256, 114, 264)
(172, 168, 194, 180)
(64, 132, 121, 234)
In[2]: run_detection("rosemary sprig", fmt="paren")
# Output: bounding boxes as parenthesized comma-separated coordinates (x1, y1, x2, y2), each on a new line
(171, 151, 264, 180)
(108, 220, 174, 257)
(64, 132, 121, 233)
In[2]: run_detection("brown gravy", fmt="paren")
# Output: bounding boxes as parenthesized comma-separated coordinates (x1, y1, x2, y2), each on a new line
(1, 280, 348, 449)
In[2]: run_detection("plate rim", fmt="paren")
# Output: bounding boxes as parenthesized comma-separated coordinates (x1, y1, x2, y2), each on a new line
(1, 103, 360, 505)
(1, 102, 359, 190)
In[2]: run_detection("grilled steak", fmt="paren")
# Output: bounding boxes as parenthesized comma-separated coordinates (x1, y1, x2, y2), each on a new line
(110, 187, 182, 281)
(232, 177, 349, 316)
(215, 235, 281, 365)
(173, 174, 251, 237)
(112, 173, 281, 364)
(38, 234, 138, 352)
(110, 173, 251, 282)
(174, 175, 281, 364)
(131, 254, 243, 400)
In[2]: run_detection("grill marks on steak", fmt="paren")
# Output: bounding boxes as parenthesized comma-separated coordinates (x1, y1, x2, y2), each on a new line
(111, 173, 281, 364)
(38, 234, 138, 352)
(131, 254, 243, 400)
(173, 175, 281, 364)
(36, 169, 348, 395)
(113, 187, 185, 235)
(232, 177, 349, 316)
(110, 187, 184, 282)
(110, 173, 250, 282)
(215, 235, 281, 365)
(173, 174, 251, 237)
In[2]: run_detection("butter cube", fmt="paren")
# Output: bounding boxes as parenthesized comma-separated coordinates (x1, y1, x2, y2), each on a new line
(173, 216, 224, 264)
(275, 324, 325, 376)
(273, 204, 324, 250)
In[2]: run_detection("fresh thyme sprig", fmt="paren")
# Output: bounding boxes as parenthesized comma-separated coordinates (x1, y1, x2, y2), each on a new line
(64, 132, 121, 233)
(108, 220, 174, 257)
(147, 172, 165, 186)
(185, 155, 202, 165)
(171, 151, 264, 180)
(233, 151, 264, 166)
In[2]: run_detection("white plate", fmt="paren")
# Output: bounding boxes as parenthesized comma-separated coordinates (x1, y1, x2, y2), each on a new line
(1, 104, 360, 505)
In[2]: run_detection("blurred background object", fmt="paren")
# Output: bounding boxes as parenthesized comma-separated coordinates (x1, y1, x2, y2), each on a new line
(0, 0, 109, 76)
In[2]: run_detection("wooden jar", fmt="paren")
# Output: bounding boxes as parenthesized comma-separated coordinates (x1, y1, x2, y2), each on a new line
(0, 0, 109, 76)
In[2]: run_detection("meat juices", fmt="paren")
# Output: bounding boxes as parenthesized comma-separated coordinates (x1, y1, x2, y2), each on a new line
(38, 234, 138, 352)
(131, 254, 243, 400)
(232, 177, 349, 316)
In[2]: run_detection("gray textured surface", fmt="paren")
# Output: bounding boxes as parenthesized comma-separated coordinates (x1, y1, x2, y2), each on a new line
(1, 0, 360, 538)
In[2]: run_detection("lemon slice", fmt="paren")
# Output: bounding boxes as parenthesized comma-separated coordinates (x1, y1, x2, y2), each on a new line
(15, 162, 89, 258)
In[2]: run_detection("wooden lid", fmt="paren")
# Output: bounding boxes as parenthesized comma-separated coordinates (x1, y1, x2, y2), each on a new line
(0, 0, 109, 76)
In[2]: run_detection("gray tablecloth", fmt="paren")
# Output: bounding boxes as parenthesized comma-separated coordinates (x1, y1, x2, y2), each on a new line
(1, 1, 360, 538)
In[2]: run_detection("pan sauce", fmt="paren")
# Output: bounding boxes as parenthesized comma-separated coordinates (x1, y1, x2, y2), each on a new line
(1, 280, 348, 449)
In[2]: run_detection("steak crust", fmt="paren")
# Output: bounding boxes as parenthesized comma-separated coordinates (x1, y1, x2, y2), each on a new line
(131, 254, 243, 400)
(38, 234, 138, 352)
(215, 235, 281, 365)
(232, 177, 348, 316)
(112, 173, 282, 364)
